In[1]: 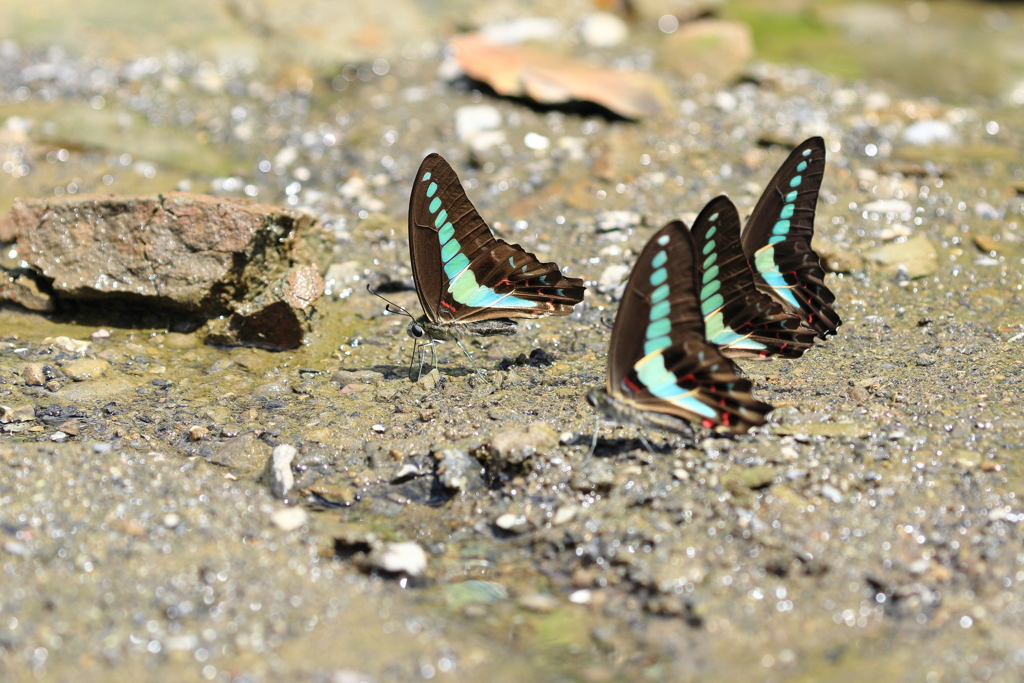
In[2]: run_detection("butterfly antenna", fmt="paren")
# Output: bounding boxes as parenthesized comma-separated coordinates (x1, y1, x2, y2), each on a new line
(365, 284, 415, 320)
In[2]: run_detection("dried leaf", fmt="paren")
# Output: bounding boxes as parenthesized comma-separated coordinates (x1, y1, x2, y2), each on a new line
(449, 32, 671, 119)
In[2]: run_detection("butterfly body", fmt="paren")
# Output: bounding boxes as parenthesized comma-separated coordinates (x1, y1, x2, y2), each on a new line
(586, 387, 696, 437)
(741, 137, 841, 339)
(407, 317, 517, 343)
(593, 220, 772, 437)
(689, 195, 816, 360)
(404, 153, 585, 370)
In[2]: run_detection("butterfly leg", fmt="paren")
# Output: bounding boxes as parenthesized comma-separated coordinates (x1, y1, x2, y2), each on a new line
(429, 341, 439, 373)
(454, 339, 485, 377)
(588, 424, 601, 458)
(408, 341, 420, 381)
(637, 431, 656, 455)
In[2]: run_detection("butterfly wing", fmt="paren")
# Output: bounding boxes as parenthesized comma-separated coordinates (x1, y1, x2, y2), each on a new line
(740, 137, 841, 339)
(408, 154, 585, 324)
(606, 220, 772, 434)
(690, 195, 816, 359)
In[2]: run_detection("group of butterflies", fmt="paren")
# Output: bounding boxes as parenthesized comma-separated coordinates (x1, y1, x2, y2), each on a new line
(382, 137, 841, 440)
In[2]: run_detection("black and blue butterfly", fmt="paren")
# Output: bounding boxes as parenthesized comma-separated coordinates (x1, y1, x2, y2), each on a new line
(740, 136, 841, 339)
(688, 195, 817, 360)
(389, 153, 585, 373)
(587, 219, 773, 437)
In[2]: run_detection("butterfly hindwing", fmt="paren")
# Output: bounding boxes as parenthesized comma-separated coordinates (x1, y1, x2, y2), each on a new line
(607, 220, 772, 433)
(690, 196, 816, 359)
(408, 154, 585, 324)
(741, 137, 841, 338)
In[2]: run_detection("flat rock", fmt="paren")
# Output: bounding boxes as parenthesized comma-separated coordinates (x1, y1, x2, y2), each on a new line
(56, 378, 134, 403)
(902, 120, 957, 147)
(62, 358, 110, 381)
(660, 20, 753, 86)
(863, 233, 938, 279)
(207, 432, 273, 477)
(488, 421, 559, 466)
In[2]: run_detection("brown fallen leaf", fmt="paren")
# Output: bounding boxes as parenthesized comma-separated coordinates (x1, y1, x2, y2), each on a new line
(449, 32, 671, 119)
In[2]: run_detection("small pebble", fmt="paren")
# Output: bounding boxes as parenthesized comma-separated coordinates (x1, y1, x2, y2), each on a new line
(551, 506, 578, 526)
(331, 671, 377, 683)
(270, 506, 308, 531)
(23, 363, 45, 386)
(371, 424, 386, 433)
(517, 593, 560, 613)
(49, 431, 68, 442)
(188, 425, 209, 441)
(90, 329, 111, 340)
(495, 513, 528, 532)
(595, 210, 641, 232)
(372, 542, 427, 576)
(270, 444, 298, 499)
(162, 513, 181, 528)
(820, 484, 843, 504)
(902, 120, 956, 146)
(598, 264, 630, 297)
(579, 11, 628, 47)
(569, 589, 592, 605)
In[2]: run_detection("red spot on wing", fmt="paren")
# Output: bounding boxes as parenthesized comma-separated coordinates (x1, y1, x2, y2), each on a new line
(441, 301, 457, 312)
(623, 377, 642, 393)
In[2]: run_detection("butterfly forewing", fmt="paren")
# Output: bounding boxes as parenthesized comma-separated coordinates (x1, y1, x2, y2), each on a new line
(690, 196, 816, 359)
(740, 137, 841, 338)
(408, 154, 585, 324)
(608, 220, 772, 433)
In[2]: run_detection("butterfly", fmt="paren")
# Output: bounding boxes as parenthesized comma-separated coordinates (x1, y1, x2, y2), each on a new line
(400, 153, 585, 371)
(587, 219, 773, 439)
(741, 136, 841, 339)
(689, 194, 816, 359)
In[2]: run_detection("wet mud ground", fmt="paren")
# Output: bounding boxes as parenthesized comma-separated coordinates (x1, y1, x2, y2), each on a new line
(3, 45, 1024, 683)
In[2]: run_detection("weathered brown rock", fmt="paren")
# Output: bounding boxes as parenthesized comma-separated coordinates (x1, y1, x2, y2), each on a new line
(660, 20, 753, 86)
(487, 421, 560, 467)
(5, 193, 331, 349)
(863, 233, 938, 279)
(207, 432, 273, 477)
(0, 272, 54, 312)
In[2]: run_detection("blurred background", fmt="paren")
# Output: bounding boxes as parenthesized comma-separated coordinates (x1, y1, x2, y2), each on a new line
(1, 0, 1023, 215)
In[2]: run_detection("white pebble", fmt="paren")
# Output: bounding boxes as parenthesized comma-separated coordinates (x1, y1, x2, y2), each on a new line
(551, 506, 578, 526)
(524, 132, 550, 150)
(820, 484, 843, 504)
(377, 542, 427, 576)
(579, 12, 628, 47)
(270, 444, 297, 499)
(598, 264, 630, 297)
(902, 120, 956, 146)
(455, 105, 503, 149)
(270, 506, 309, 532)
